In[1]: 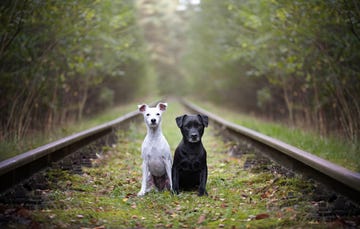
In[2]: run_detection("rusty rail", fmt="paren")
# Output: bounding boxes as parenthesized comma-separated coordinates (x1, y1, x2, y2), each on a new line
(180, 99, 360, 204)
(2, 99, 360, 205)
(0, 110, 141, 193)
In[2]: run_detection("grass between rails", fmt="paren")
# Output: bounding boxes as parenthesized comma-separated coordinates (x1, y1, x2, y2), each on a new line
(187, 99, 360, 173)
(27, 101, 333, 228)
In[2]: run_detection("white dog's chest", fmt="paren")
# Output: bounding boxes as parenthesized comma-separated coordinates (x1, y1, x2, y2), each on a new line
(142, 137, 170, 176)
(143, 142, 169, 160)
(148, 158, 165, 176)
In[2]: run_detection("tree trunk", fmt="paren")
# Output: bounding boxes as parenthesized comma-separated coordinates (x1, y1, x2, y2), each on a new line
(281, 77, 294, 125)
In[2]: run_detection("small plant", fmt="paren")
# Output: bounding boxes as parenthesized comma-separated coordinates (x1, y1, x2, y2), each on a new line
(25, 102, 339, 228)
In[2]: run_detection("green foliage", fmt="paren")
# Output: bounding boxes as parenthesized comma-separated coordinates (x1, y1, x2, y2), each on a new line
(181, 0, 360, 142)
(0, 0, 148, 145)
(189, 99, 360, 172)
(136, 0, 190, 95)
(17, 102, 331, 228)
(0, 99, 138, 161)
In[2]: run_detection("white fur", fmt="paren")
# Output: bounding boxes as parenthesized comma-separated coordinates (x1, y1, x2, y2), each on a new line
(137, 102, 173, 196)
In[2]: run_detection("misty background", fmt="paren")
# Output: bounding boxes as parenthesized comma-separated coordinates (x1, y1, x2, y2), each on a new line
(1, 0, 359, 151)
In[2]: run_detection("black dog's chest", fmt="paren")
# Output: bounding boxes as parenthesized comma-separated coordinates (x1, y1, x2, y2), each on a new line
(178, 151, 204, 171)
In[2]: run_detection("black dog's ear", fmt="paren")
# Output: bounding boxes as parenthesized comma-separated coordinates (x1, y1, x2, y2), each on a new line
(176, 115, 187, 128)
(198, 114, 209, 127)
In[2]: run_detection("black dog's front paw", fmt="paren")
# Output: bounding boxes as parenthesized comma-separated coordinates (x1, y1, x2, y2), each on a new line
(198, 189, 208, 197)
(172, 189, 179, 195)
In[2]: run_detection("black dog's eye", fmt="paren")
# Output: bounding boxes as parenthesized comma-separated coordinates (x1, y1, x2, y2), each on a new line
(156, 113, 160, 116)
(146, 113, 150, 116)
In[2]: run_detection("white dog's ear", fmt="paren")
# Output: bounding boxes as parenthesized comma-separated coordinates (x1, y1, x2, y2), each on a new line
(157, 102, 167, 111)
(138, 104, 148, 112)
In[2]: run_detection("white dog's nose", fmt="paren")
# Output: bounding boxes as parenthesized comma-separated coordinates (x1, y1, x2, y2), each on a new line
(151, 119, 156, 124)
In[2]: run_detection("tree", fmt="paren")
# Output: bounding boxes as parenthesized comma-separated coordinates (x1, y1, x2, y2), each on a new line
(181, 0, 360, 142)
(0, 0, 148, 146)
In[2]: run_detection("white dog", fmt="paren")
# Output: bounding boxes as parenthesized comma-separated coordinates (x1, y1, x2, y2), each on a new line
(137, 102, 173, 196)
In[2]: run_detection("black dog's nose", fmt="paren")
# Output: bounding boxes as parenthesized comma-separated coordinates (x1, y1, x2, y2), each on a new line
(190, 133, 198, 139)
(151, 119, 156, 124)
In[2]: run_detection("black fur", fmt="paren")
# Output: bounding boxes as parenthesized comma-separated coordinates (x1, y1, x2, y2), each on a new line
(172, 114, 209, 196)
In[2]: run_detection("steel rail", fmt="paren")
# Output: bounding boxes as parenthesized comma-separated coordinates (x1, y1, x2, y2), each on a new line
(181, 99, 360, 204)
(0, 110, 141, 193)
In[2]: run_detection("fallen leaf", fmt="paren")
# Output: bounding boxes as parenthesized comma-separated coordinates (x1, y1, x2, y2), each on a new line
(93, 226, 106, 229)
(260, 191, 267, 198)
(90, 218, 98, 224)
(221, 203, 228, 208)
(29, 221, 41, 229)
(255, 213, 270, 220)
(165, 209, 174, 215)
(16, 207, 31, 218)
(197, 214, 206, 224)
(126, 193, 136, 198)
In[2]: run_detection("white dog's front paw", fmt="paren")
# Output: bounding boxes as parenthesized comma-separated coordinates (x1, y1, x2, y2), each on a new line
(137, 190, 145, 196)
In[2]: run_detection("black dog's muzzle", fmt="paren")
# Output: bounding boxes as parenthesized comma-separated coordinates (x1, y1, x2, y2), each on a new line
(188, 132, 200, 143)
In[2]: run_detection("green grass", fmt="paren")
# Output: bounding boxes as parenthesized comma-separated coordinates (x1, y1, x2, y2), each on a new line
(22, 100, 335, 228)
(0, 96, 161, 161)
(188, 99, 360, 173)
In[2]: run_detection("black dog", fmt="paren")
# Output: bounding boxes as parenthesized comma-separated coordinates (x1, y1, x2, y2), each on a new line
(172, 114, 209, 196)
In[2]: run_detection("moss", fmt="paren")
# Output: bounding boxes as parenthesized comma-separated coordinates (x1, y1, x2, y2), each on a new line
(27, 101, 334, 228)
(189, 99, 360, 172)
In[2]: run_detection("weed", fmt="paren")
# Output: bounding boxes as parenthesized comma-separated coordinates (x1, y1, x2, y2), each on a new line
(0, 100, 144, 161)
(189, 99, 360, 172)
(22, 101, 342, 228)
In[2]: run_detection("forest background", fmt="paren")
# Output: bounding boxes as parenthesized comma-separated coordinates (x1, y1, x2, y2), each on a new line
(1, 0, 359, 155)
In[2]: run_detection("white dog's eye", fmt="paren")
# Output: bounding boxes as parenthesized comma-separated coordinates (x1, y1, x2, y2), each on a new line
(146, 113, 150, 116)
(156, 113, 160, 116)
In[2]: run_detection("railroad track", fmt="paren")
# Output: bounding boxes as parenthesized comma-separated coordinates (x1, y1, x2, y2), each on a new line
(0, 109, 142, 193)
(1, 99, 360, 206)
(181, 99, 360, 205)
